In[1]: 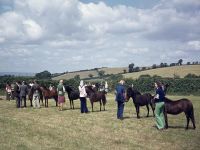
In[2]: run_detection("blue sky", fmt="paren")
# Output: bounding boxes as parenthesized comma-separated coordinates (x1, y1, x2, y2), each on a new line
(0, 0, 200, 73)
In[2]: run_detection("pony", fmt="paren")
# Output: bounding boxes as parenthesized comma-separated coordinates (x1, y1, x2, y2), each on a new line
(40, 86, 58, 107)
(64, 85, 79, 109)
(126, 87, 155, 118)
(158, 83, 196, 129)
(163, 97, 196, 129)
(28, 85, 43, 107)
(85, 86, 107, 112)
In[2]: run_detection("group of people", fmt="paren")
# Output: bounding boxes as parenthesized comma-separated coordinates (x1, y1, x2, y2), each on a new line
(5, 79, 166, 130)
(115, 80, 166, 130)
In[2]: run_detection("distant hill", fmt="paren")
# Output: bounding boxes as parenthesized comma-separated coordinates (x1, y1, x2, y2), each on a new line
(0, 72, 35, 77)
(52, 67, 128, 80)
(123, 65, 200, 79)
(52, 65, 200, 81)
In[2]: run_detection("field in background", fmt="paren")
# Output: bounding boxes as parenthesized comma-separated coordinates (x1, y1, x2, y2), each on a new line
(0, 94, 199, 150)
(52, 67, 128, 80)
(52, 65, 200, 81)
(124, 65, 200, 79)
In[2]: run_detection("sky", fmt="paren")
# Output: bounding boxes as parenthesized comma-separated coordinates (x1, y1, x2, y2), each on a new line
(0, 0, 200, 73)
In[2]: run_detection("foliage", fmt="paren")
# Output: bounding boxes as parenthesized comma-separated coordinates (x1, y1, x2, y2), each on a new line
(35, 70, 51, 79)
(128, 63, 134, 73)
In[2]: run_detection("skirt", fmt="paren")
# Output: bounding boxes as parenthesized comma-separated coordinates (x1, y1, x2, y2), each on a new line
(58, 96, 65, 104)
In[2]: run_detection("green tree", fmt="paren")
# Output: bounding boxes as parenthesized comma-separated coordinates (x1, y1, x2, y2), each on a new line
(98, 70, 105, 78)
(35, 70, 51, 79)
(128, 63, 134, 73)
(178, 59, 183, 65)
(88, 74, 94, 78)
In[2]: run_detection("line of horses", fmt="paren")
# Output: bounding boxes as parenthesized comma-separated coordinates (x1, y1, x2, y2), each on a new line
(27, 84, 196, 130)
(28, 85, 107, 112)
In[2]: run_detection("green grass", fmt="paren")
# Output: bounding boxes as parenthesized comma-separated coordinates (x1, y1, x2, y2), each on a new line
(0, 94, 199, 150)
(124, 65, 200, 79)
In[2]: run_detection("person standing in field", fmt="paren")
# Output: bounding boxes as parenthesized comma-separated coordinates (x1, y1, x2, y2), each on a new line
(14, 81, 21, 108)
(19, 81, 28, 108)
(32, 80, 40, 108)
(105, 81, 108, 94)
(78, 80, 88, 113)
(57, 80, 66, 111)
(154, 81, 166, 130)
(5, 82, 11, 100)
(115, 80, 126, 120)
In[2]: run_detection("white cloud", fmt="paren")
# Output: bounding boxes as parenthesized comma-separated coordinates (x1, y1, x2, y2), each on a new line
(23, 19, 43, 40)
(0, 0, 199, 72)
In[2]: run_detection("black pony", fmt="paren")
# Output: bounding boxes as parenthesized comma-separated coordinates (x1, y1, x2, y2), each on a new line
(64, 85, 79, 109)
(126, 87, 155, 118)
(85, 86, 107, 112)
(160, 84, 196, 129)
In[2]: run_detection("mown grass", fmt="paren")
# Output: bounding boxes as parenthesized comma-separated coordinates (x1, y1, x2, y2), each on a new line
(124, 65, 200, 79)
(0, 94, 199, 150)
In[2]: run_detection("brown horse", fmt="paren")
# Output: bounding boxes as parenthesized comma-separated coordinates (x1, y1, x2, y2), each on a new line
(161, 97, 196, 129)
(126, 87, 155, 118)
(28, 86, 43, 106)
(64, 85, 79, 109)
(161, 84, 196, 129)
(40, 86, 58, 107)
(85, 86, 107, 112)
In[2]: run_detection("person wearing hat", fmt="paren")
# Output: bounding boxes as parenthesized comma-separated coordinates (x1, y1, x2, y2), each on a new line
(14, 81, 21, 108)
(115, 80, 126, 120)
(78, 80, 88, 113)
(19, 81, 28, 107)
(57, 80, 66, 111)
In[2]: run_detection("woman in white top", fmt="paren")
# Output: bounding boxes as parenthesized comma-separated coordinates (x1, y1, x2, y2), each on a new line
(78, 80, 88, 113)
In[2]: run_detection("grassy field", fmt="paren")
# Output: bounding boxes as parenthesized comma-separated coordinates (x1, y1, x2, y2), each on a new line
(0, 94, 199, 150)
(124, 65, 200, 79)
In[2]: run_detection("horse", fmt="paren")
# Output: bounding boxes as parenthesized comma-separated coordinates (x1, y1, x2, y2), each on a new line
(28, 85, 43, 107)
(126, 87, 155, 118)
(40, 86, 58, 107)
(85, 85, 107, 112)
(162, 97, 196, 129)
(64, 85, 79, 109)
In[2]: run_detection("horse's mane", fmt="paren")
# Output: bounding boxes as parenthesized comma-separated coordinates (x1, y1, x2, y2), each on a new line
(86, 85, 95, 93)
(164, 97, 173, 103)
(65, 85, 73, 92)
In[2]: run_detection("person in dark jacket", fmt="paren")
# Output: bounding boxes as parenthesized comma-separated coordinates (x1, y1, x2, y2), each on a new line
(154, 81, 166, 130)
(20, 81, 28, 107)
(115, 80, 125, 120)
(14, 81, 21, 108)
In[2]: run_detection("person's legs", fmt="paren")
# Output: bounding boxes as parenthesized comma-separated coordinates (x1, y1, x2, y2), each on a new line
(36, 96, 40, 108)
(155, 102, 165, 129)
(80, 98, 84, 113)
(117, 101, 121, 119)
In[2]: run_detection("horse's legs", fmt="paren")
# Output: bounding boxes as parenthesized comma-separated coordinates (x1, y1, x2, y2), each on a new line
(146, 105, 149, 117)
(72, 100, 74, 109)
(185, 112, 190, 130)
(70, 100, 72, 109)
(91, 102, 94, 112)
(150, 103, 155, 117)
(47, 98, 48, 107)
(30, 98, 33, 107)
(164, 108, 168, 129)
(100, 101, 102, 111)
(136, 105, 140, 119)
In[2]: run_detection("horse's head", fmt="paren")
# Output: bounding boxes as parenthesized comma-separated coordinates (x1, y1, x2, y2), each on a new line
(126, 87, 133, 102)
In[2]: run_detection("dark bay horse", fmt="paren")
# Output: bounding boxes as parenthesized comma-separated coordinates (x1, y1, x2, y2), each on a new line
(40, 86, 58, 107)
(160, 84, 196, 129)
(126, 87, 155, 118)
(85, 86, 107, 112)
(163, 97, 196, 129)
(28, 86, 43, 107)
(64, 85, 79, 109)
